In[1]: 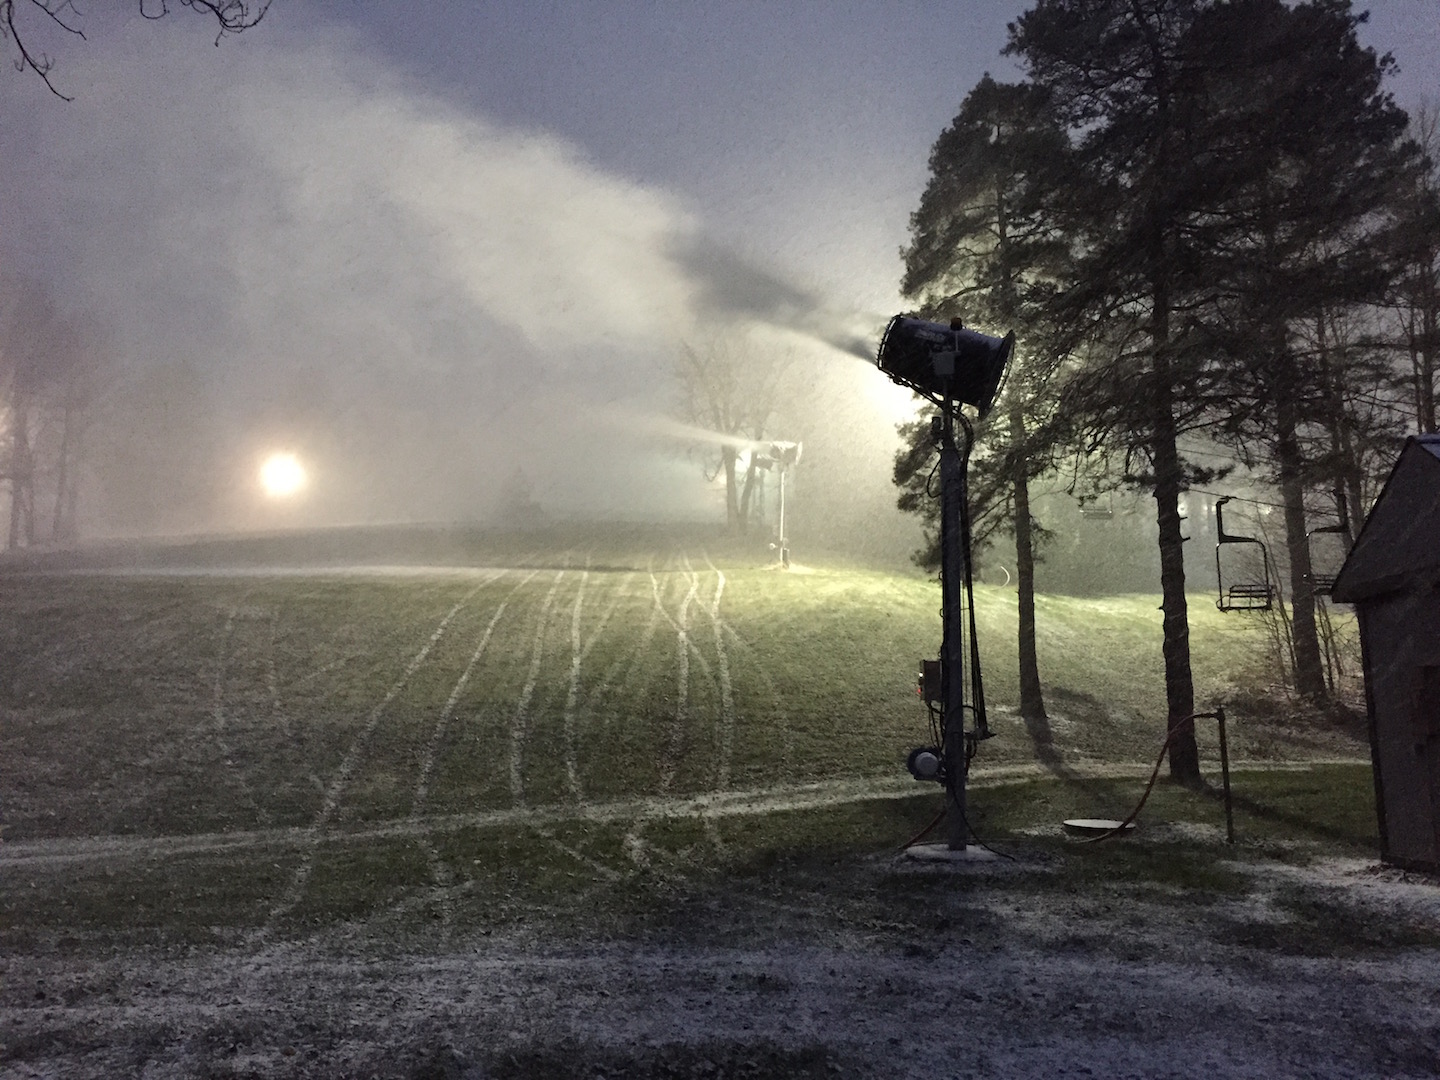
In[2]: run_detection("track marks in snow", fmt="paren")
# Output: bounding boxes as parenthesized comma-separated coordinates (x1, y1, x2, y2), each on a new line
(629, 552, 734, 859)
(719, 622, 793, 774)
(587, 557, 664, 737)
(0, 771, 1051, 872)
(210, 607, 237, 736)
(699, 553, 737, 790)
(561, 564, 632, 802)
(259, 579, 489, 937)
(562, 564, 591, 801)
(312, 589, 479, 829)
(256, 609, 290, 741)
(620, 824, 685, 882)
(207, 601, 272, 828)
(289, 650, 366, 693)
(509, 568, 568, 807)
(693, 552, 793, 778)
(411, 570, 531, 939)
(532, 825, 624, 882)
(411, 571, 520, 816)
(649, 564, 713, 793)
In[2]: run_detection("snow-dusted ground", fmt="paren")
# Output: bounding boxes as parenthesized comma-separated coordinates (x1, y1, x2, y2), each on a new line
(5, 854, 1438, 1079)
(0, 560, 1429, 1076)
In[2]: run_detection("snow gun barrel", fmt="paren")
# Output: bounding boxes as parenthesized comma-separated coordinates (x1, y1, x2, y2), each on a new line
(875, 315, 1013, 418)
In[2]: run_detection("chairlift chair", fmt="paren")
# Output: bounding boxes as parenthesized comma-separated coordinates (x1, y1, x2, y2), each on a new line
(1215, 496, 1276, 612)
(1304, 490, 1350, 595)
(1079, 492, 1114, 520)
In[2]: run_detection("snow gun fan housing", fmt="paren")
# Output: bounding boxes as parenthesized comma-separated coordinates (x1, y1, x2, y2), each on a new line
(875, 315, 1014, 418)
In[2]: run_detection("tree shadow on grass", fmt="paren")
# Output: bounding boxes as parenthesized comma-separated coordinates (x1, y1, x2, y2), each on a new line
(1022, 685, 1117, 781)
(1023, 706, 1069, 775)
(1194, 776, 1378, 849)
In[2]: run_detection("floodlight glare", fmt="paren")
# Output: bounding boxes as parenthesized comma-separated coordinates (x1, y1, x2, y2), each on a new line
(875, 315, 1014, 417)
(259, 452, 307, 498)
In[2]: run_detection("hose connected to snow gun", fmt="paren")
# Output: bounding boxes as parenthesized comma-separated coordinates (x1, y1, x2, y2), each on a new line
(902, 707, 1235, 851)
(1084, 706, 1233, 844)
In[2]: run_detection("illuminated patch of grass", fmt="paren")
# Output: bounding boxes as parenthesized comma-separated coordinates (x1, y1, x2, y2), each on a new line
(1, 559, 1338, 847)
(0, 532, 1387, 961)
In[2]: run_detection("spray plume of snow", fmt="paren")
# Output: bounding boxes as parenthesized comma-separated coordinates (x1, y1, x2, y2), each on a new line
(0, 20, 907, 537)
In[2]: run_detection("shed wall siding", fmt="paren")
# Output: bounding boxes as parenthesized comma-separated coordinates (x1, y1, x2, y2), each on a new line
(1332, 442, 1440, 603)
(1365, 591, 1440, 868)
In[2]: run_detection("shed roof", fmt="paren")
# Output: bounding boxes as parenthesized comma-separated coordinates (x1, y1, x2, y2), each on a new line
(1331, 435, 1440, 603)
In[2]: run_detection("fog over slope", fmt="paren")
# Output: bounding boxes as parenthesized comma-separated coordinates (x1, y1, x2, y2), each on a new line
(1, 17, 916, 554)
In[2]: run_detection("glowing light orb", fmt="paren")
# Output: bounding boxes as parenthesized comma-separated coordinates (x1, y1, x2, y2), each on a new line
(259, 453, 307, 498)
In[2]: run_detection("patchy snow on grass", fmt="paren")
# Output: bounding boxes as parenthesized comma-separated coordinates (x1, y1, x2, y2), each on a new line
(4, 854, 1439, 1079)
(0, 555, 1429, 1077)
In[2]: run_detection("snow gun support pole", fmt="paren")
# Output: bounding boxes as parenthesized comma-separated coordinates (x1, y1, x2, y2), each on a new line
(1175, 706, 1235, 844)
(936, 399, 971, 850)
(777, 464, 789, 569)
(875, 315, 1010, 852)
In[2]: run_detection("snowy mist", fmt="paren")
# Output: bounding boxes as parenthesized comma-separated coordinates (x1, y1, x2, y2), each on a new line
(0, 17, 920, 555)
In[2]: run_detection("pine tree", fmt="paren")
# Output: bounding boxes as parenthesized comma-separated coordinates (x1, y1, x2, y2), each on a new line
(1391, 105, 1440, 433)
(1008, 0, 1217, 779)
(1185, 0, 1420, 700)
(896, 75, 1070, 722)
(1011, 0, 1420, 724)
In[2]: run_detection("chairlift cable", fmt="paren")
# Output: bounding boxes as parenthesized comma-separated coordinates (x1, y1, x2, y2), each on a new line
(1068, 483, 1323, 515)
(1187, 486, 1289, 511)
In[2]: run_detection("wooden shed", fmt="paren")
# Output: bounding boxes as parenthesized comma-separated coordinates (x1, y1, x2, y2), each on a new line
(1331, 434, 1440, 872)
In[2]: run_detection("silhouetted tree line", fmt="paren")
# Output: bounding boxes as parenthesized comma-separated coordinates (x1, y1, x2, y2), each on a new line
(0, 276, 105, 549)
(895, 0, 1440, 777)
(674, 336, 790, 536)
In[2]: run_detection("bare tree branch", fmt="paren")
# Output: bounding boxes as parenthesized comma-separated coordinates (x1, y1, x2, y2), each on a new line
(3, 0, 270, 99)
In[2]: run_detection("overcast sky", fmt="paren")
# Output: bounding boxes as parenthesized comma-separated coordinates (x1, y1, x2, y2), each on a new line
(1, 1, 1435, 538)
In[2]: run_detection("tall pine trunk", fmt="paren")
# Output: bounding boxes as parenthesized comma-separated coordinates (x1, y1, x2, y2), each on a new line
(1010, 405, 1046, 720)
(1146, 51, 1198, 783)
(1316, 314, 1364, 545)
(1152, 317, 1200, 782)
(1274, 393, 1327, 700)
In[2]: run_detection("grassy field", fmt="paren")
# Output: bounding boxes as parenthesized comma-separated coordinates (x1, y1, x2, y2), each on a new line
(6, 527, 1426, 1079)
(0, 527, 1370, 938)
